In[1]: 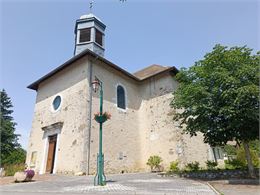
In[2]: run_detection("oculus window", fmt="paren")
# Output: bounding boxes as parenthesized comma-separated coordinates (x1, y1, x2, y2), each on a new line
(117, 85, 126, 109)
(53, 96, 61, 111)
(79, 28, 91, 43)
(95, 29, 103, 46)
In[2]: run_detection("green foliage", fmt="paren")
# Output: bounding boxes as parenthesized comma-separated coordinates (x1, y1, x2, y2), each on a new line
(184, 161, 200, 171)
(171, 45, 259, 146)
(146, 155, 162, 171)
(224, 159, 245, 169)
(169, 161, 179, 172)
(249, 140, 260, 157)
(224, 147, 259, 169)
(0, 89, 25, 167)
(206, 160, 218, 170)
(223, 144, 237, 156)
(237, 147, 259, 167)
(3, 164, 25, 176)
(171, 45, 259, 176)
(1, 148, 26, 165)
(224, 141, 260, 160)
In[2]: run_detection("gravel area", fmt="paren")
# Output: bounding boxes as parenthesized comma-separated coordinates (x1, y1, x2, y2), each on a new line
(0, 174, 58, 186)
(210, 180, 260, 195)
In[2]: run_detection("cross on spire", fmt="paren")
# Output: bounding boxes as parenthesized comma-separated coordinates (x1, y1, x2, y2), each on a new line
(89, 0, 94, 13)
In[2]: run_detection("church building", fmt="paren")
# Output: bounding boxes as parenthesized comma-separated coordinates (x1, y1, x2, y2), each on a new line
(26, 13, 216, 175)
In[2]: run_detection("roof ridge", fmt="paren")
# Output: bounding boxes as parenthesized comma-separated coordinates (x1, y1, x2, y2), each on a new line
(133, 64, 167, 74)
(27, 49, 178, 90)
(133, 64, 172, 80)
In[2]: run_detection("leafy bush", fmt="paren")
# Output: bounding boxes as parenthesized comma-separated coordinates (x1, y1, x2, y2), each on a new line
(169, 161, 179, 172)
(249, 140, 260, 157)
(146, 155, 162, 171)
(224, 159, 245, 169)
(3, 164, 25, 176)
(224, 141, 260, 158)
(185, 161, 200, 171)
(236, 147, 259, 167)
(206, 160, 218, 170)
(224, 147, 260, 169)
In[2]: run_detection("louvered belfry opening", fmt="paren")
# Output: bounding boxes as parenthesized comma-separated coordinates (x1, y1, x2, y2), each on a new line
(95, 29, 103, 46)
(79, 28, 91, 43)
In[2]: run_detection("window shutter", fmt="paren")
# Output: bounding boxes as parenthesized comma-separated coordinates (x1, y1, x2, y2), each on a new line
(95, 29, 103, 46)
(79, 28, 91, 43)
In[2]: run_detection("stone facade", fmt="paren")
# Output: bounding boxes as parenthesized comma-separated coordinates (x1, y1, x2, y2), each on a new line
(26, 55, 213, 175)
(26, 54, 213, 175)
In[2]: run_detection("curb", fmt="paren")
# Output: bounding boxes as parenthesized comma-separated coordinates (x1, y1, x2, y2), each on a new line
(207, 182, 221, 195)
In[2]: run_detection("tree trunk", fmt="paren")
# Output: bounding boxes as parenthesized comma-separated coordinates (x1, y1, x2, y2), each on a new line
(242, 141, 256, 178)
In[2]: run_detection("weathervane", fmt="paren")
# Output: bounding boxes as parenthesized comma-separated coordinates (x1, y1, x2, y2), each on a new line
(89, 0, 94, 13)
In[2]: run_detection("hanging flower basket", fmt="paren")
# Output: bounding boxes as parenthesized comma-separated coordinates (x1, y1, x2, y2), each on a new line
(94, 112, 111, 123)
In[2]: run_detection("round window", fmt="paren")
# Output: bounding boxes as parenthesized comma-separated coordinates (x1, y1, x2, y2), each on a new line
(52, 96, 61, 111)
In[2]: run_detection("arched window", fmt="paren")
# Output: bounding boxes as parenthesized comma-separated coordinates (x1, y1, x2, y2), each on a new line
(117, 85, 126, 109)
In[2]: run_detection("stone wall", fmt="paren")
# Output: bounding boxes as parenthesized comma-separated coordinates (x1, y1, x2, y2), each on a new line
(179, 169, 260, 180)
(138, 73, 211, 170)
(88, 60, 143, 174)
(27, 56, 212, 175)
(26, 57, 89, 174)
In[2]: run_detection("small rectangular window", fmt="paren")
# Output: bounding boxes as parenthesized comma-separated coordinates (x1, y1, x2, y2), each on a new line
(95, 29, 103, 46)
(79, 28, 91, 43)
(30, 151, 37, 168)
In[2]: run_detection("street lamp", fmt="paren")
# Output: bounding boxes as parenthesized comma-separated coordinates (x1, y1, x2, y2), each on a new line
(91, 76, 106, 186)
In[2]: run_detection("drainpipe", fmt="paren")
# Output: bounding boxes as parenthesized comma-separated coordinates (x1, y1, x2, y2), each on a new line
(87, 56, 99, 175)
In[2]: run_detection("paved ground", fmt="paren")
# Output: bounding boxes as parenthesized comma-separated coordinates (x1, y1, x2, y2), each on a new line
(0, 174, 54, 185)
(210, 181, 260, 195)
(0, 173, 216, 195)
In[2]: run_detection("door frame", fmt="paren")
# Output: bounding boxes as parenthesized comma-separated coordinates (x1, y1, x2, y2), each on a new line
(40, 128, 61, 174)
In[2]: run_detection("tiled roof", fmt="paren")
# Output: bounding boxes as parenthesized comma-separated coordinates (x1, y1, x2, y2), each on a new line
(133, 64, 171, 80)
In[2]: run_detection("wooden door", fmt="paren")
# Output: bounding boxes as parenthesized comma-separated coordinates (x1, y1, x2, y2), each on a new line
(46, 135, 57, 173)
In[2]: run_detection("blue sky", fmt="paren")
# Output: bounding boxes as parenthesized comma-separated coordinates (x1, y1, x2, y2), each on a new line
(0, 0, 259, 149)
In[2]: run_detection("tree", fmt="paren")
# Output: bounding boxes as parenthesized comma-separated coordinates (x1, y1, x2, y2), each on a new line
(1, 147, 26, 165)
(171, 45, 259, 177)
(0, 89, 22, 166)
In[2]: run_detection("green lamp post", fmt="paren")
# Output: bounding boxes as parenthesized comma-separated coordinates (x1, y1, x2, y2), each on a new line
(92, 76, 107, 186)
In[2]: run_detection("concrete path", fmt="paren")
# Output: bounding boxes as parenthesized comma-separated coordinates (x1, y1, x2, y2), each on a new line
(0, 173, 216, 195)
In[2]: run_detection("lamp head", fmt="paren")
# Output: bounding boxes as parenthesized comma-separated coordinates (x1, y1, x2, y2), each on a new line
(91, 77, 100, 93)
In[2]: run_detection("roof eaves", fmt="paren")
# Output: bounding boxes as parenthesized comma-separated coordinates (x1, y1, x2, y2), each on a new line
(27, 49, 178, 91)
(27, 49, 141, 90)
(139, 66, 179, 81)
(27, 49, 91, 90)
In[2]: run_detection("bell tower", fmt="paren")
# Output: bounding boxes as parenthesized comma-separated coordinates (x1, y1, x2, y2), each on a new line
(74, 13, 106, 56)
